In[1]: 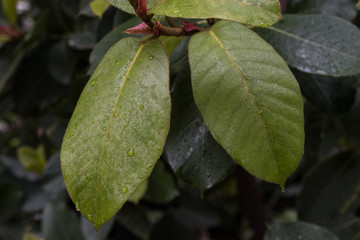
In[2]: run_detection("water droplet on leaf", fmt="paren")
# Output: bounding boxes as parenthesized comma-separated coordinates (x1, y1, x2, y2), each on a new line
(115, 113, 118, 117)
(91, 80, 96, 87)
(123, 114, 127, 119)
(148, 55, 154, 60)
(127, 148, 135, 156)
(140, 105, 144, 110)
(122, 186, 128, 193)
(146, 164, 153, 170)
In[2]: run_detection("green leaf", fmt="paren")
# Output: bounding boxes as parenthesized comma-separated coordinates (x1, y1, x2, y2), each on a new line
(189, 20, 304, 187)
(150, 0, 282, 27)
(88, 17, 141, 75)
(42, 202, 85, 240)
(298, 152, 360, 226)
(145, 161, 179, 204)
(165, 65, 235, 193)
(90, 0, 110, 18)
(159, 36, 185, 56)
(128, 180, 148, 204)
(1, 0, 17, 24)
(106, 0, 157, 14)
(265, 221, 340, 240)
(255, 14, 360, 77)
(17, 145, 46, 174)
(61, 37, 170, 229)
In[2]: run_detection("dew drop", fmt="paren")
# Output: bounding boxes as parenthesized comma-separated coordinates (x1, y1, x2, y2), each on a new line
(91, 80, 96, 87)
(123, 114, 127, 119)
(69, 131, 75, 138)
(173, 9, 180, 14)
(140, 105, 145, 110)
(148, 55, 154, 60)
(146, 65, 150, 68)
(115, 60, 121, 66)
(127, 148, 135, 156)
(281, 188, 286, 193)
(115, 113, 119, 117)
(91, 120, 94, 124)
(122, 186, 128, 193)
(75, 202, 80, 211)
(100, 126, 106, 131)
(146, 164, 153, 170)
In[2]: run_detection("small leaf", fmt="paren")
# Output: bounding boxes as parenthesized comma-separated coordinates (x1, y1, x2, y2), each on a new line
(106, 0, 157, 15)
(61, 37, 170, 229)
(265, 221, 340, 240)
(1, 0, 17, 24)
(17, 145, 46, 174)
(90, 0, 110, 18)
(189, 21, 304, 187)
(150, 0, 282, 27)
(255, 14, 360, 77)
(158, 35, 185, 56)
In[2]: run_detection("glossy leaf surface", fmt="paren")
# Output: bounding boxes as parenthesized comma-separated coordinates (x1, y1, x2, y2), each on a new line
(287, 0, 357, 21)
(106, 0, 157, 14)
(265, 221, 340, 240)
(165, 65, 235, 193)
(61, 37, 170, 229)
(189, 21, 304, 186)
(255, 14, 360, 77)
(150, 0, 281, 27)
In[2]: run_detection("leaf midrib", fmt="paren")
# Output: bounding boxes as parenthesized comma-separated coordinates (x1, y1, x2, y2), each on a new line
(94, 42, 145, 221)
(208, 29, 277, 165)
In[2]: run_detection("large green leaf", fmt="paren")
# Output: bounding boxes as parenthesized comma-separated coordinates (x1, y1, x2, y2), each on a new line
(255, 14, 360, 77)
(189, 21, 304, 187)
(165, 64, 235, 193)
(150, 0, 282, 27)
(106, 0, 157, 14)
(265, 221, 340, 240)
(61, 37, 170, 229)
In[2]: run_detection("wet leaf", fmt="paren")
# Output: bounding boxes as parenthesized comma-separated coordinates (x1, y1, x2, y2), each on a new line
(255, 14, 360, 77)
(61, 37, 170, 229)
(265, 221, 340, 240)
(150, 0, 282, 27)
(165, 64, 235, 193)
(106, 0, 157, 14)
(189, 20, 304, 187)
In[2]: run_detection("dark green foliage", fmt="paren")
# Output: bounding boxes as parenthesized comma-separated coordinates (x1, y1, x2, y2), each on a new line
(1, 0, 360, 239)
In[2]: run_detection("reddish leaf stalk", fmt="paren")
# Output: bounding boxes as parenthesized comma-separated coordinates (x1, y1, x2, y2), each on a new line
(127, 0, 206, 36)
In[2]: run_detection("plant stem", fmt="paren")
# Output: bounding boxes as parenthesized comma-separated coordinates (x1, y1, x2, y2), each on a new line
(236, 166, 272, 240)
